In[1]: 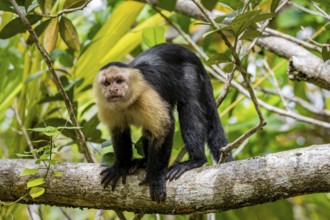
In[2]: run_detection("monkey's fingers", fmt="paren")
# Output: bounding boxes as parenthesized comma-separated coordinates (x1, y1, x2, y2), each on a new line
(111, 174, 120, 191)
(166, 164, 188, 181)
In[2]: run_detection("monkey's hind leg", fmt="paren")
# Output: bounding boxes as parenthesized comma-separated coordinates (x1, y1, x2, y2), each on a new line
(166, 101, 207, 181)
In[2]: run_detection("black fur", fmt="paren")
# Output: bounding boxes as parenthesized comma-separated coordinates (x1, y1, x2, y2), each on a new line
(100, 43, 230, 202)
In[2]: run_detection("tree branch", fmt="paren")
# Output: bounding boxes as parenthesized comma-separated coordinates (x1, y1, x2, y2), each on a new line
(1, 145, 329, 214)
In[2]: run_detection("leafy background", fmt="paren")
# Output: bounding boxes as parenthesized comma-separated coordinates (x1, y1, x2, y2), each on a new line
(0, 0, 330, 219)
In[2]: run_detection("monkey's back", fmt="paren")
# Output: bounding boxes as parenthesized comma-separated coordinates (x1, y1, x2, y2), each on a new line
(129, 43, 209, 106)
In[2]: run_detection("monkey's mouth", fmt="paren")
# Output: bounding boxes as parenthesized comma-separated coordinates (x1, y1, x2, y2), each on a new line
(106, 95, 124, 102)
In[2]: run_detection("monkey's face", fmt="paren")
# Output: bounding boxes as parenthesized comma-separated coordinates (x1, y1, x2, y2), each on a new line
(98, 68, 131, 103)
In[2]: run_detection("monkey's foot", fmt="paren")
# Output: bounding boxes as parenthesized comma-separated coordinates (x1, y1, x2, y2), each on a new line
(129, 158, 147, 174)
(100, 164, 129, 190)
(139, 177, 166, 202)
(166, 160, 206, 181)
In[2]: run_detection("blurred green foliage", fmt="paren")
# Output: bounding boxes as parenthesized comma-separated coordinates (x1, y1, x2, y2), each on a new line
(0, 0, 330, 219)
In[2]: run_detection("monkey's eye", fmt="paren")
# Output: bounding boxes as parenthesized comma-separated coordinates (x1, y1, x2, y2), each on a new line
(116, 79, 124, 84)
(104, 81, 110, 86)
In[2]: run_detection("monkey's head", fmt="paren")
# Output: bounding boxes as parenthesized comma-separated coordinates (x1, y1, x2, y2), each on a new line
(94, 63, 145, 107)
(97, 67, 131, 103)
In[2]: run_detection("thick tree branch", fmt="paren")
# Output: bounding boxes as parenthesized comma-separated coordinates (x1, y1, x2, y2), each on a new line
(1, 145, 329, 214)
(257, 36, 330, 90)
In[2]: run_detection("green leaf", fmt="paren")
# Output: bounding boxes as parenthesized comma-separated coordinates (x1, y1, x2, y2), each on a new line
(158, 0, 177, 11)
(42, 0, 56, 14)
(201, 0, 217, 11)
(27, 178, 45, 188)
(29, 187, 45, 199)
(0, 14, 41, 39)
(28, 126, 57, 132)
(20, 168, 39, 177)
(101, 146, 114, 155)
(206, 54, 232, 65)
(271, 0, 281, 12)
(43, 17, 59, 53)
(240, 30, 262, 40)
(214, 16, 227, 24)
(27, 19, 51, 44)
(63, 0, 87, 9)
(53, 171, 62, 177)
(142, 26, 166, 48)
(45, 159, 58, 166)
(59, 16, 80, 51)
(0, 2, 16, 12)
(135, 137, 145, 157)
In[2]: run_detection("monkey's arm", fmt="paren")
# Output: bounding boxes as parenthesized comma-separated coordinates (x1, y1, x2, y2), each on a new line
(101, 127, 133, 190)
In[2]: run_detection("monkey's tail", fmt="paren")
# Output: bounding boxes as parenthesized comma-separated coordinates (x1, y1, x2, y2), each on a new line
(204, 77, 232, 163)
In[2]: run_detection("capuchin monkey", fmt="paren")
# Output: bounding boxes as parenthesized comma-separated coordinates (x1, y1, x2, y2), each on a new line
(93, 43, 230, 202)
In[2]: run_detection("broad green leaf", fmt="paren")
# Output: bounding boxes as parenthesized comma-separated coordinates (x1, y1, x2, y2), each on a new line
(63, 0, 87, 9)
(0, 14, 41, 39)
(45, 159, 58, 166)
(59, 16, 80, 51)
(214, 16, 227, 23)
(40, 154, 50, 160)
(76, 1, 144, 89)
(100, 12, 171, 64)
(102, 146, 114, 155)
(27, 19, 51, 44)
(53, 171, 62, 177)
(271, 0, 281, 12)
(27, 178, 45, 188)
(201, 0, 217, 11)
(207, 54, 232, 65)
(240, 30, 262, 40)
(142, 26, 166, 47)
(20, 168, 39, 176)
(228, 10, 261, 36)
(37, 0, 55, 14)
(43, 17, 59, 53)
(29, 187, 45, 199)
(0, 2, 15, 12)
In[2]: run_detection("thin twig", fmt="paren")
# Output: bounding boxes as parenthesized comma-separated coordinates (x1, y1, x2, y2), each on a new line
(263, 59, 290, 111)
(205, 66, 330, 128)
(35, 0, 93, 18)
(9, 0, 94, 163)
(264, 28, 322, 52)
(216, 68, 235, 107)
(259, 88, 330, 117)
(13, 101, 37, 159)
(290, 2, 330, 20)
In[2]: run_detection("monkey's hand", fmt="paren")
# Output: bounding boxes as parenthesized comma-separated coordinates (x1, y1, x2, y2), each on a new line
(139, 176, 166, 202)
(100, 164, 129, 190)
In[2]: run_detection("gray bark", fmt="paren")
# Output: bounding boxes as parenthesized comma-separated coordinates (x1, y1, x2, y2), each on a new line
(0, 145, 329, 214)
